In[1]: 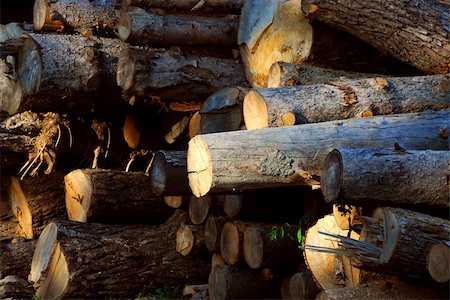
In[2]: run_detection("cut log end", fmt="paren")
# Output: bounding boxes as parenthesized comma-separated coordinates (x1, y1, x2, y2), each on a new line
(9, 177, 33, 239)
(243, 227, 263, 269)
(64, 169, 92, 223)
(176, 225, 194, 256)
(427, 242, 450, 283)
(164, 196, 183, 209)
(321, 149, 343, 203)
(333, 204, 359, 230)
(222, 194, 243, 217)
(187, 136, 212, 197)
(189, 195, 211, 225)
(243, 89, 268, 130)
(116, 52, 136, 91)
(32, 0, 46, 31)
(188, 112, 202, 139)
(117, 12, 132, 41)
(208, 266, 227, 300)
(151, 152, 167, 196)
(220, 222, 239, 265)
(204, 215, 218, 252)
(267, 62, 282, 88)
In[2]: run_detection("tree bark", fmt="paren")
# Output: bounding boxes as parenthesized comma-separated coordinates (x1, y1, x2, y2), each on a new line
(118, 7, 239, 47)
(238, 0, 313, 88)
(244, 74, 450, 129)
(0, 131, 33, 173)
(0, 239, 36, 279)
(267, 62, 381, 88)
(321, 149, 450, 209)
(187, 110, 449, 197)
(116, 47, 246, 101)
(124, 0, 244, 13)
(301, 0, 450, 74)
(33, 0, 118, 35)
(8, 173, 66, 239)
(149, 150, 190, 196)
(427, 241, 450, 284)
(29, 211, 211, 300)
(208, 263, 282, 300)
(0, 276, 35, 299)
(64, 168, 174, 224)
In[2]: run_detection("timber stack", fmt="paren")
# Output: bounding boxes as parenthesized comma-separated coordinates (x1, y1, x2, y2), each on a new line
(0, 0, 449, 299)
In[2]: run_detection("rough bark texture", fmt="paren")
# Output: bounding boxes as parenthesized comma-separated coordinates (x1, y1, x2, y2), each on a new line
(301, 0, 450, 74)
(29, 211, 211, 299)
(124, 0, 244, 13)
(0, 276, 35, 299)
(33, 0, 118, 35)
(8, 173, 66, 239)
(0, 130, 33, 173)
(0, 239, 36, 279)
(116, 47, 246, 101)
(238, 0, 313, 87)
(321, 149, 450, 209)
(187, 110, 449, 197)
(244, 74, 450, 129)
(267, 62, 381, 88)
(118, 7, 239, 47)
(64, 168, 174, 224)
(208, 263, 282, 300)
(149, 150, 190, 196)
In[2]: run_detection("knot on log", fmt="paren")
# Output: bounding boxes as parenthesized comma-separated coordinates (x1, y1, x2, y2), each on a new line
(260, 150, 295, 177)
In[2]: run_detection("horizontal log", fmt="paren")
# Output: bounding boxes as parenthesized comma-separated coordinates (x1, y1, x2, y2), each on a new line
(321, 149, 450, 208)
(187, 110, 449, 197)
(29, 211, 211, 299)
(65, 168, 174, 224)
(118, 7, 239, 46)
(0, 276, 35, 299)
(302, 0, 450, 74)
(0, 239, 36, 279)
(116, 47, 246, 101)
(176, 223, 207, 256)
(149, 150, 189, 196)
(33, 0, 118, 35)
(244, 74, 450, 129)
(124, 0, 244, 13)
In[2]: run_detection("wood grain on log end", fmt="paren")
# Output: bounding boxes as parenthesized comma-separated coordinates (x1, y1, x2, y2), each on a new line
(243, 226, 263, 269)
(189, 195, 211, 225)
(64, 169, 91, 223)
(221, 194, 242, 217)
(117, 10, 132, 41)
(164, 196, 183, 208)
(123, 113, 140, 149)
(176, 224, 195, 256)
(187, 135, 212, 197)
(427, 242, 450, 283)
(289, 271, 320, 300)
(243, 89, 269, 130)
(204, 215, 218, 252)
(220, 222, 239, 265)
(188, 112, 201, 139)
(332, 204, 361, 231)
(320, 149, 342, 203)
(8, 177, 33, 239)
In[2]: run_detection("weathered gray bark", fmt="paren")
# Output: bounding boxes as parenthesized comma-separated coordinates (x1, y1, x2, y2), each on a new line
(124, 0, 244, 13)
(118, 7, 239, 46)
(301, 0, 450, 74)
(321, 148, 450, 208)
(187, 110, 450, 197)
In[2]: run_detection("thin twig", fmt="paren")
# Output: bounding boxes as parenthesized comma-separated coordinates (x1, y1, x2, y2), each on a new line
(55, 124, 62, 148)
(20, 145, 45, 180)
(145, 151, 155, 174)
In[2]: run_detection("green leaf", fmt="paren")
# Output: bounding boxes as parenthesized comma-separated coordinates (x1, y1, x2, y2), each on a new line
(279, 226, 285, 239)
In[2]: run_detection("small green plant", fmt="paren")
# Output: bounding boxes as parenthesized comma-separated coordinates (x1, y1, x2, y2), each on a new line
(268, 213, 313, 248)
(136, 285, 183, 300)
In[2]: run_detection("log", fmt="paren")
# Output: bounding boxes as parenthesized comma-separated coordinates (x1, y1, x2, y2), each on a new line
(238, 0, 313, 87)
(0, 178, 25, 240)
(243, 74, 450, 129)
(189, 195, 212, 225)
(312, 207, 450, 283)
(187, 110, 450, 197)
(289, 271, 321, 300)
(124, 0, 244, 13)
(301, 0, 450, 74)
(0, 24, 127, 114)
(149, 150, 190, 196)
(208, 263, 282, 300)
(204, 215, 228, 253)
(189, 111, 202, 138)
(64, 168, 174, 224)
(0, 276, 35, 299)
(321, 149, 450, 208)
(267, 62, 381, 88)
(427, 241, 450, 284)
(316, 281, 449, 300)
(176, 223, 207, 256)
(118, 7, 239, 47)
(0, 239, 36, 279)
(332, 204, 362, 231)
(8, 173, 66, 239)
(199, 86, 247, 134)
(214, 194, 243, 218)
(183, 284, 209, 300)
(29, 211, 211, 299)
(164, 195, 189, 209)
(33, 0, 118, 35)
(116, 46, 246, 101)
(0, 128, 33, 173)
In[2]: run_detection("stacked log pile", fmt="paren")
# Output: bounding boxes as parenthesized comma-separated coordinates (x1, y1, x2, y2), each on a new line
(0, 0, 449, 299)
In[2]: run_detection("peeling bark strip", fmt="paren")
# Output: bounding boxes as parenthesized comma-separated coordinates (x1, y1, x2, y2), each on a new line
(321, 149, 450, 208)
(116, 47, 245, 101)
(187, 110, 450, 197)
(64, 168, 174, 224)
(301, 0, 450, 74)
(8, 174, 66, 239)
(33, 0, 118, 34)
(118, 7, 239, 46)
(124, 0, 244, 13)
(29, 212, 211, 300)
(244, 74, 450, 129)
